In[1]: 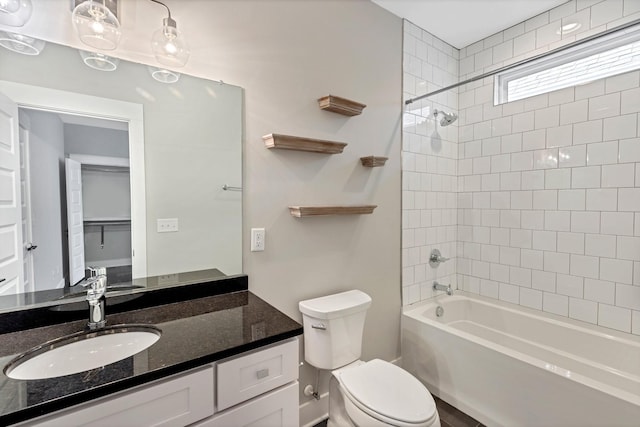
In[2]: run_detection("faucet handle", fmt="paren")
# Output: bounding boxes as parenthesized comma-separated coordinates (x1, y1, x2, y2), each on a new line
(429, 249, 450, 268)
(87, 276, 107, 301)
(87, 266, 106, 278)
(87, 266, 98, 278)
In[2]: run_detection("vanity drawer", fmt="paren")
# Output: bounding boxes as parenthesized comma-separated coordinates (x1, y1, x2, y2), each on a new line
(194, 381, 299, 427)
(216, 338, 298, 411)
(26, 367, 214, 427)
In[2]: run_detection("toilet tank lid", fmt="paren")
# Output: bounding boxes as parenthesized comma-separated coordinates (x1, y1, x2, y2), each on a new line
(299, 290, 372, 319)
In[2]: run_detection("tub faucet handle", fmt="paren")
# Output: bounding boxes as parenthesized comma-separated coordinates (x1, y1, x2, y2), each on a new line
(429, 249, 450, 268)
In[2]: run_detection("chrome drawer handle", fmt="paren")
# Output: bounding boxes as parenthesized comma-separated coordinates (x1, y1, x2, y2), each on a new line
(311, 323, 326, 330)
(256, 368, 269, 379)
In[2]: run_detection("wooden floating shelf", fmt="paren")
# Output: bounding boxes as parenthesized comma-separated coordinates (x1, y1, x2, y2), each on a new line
(263, 133, 347, 154)
(317, 95, 366, 117)
(288, 205, 377, 217)
(360, 156, 388, 167)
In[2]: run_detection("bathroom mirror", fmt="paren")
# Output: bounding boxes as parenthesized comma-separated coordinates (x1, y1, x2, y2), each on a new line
(0, 38, 243, 312)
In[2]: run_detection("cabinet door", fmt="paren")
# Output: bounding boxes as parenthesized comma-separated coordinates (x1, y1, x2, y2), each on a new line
(0, 91, 24, 296)
(27, 367, 214, 427)
(194, 382, 298, 427)
(217, 338, 298, 410)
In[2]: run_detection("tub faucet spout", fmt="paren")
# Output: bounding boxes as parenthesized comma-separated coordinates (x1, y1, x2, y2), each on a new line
(433, 281, 453, 296)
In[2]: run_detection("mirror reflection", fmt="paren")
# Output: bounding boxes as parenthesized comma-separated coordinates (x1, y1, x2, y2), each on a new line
(0, 37, 243, 311)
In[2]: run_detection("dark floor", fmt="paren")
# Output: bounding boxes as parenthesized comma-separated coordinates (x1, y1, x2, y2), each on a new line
(434, 396, 485, 427)
(311, 394, 483, 427)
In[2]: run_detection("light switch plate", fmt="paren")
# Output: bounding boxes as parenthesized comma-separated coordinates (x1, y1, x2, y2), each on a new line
(157, 218, 179, 233)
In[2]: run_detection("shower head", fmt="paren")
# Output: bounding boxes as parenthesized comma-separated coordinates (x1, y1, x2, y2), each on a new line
(433, 109, 458, 127)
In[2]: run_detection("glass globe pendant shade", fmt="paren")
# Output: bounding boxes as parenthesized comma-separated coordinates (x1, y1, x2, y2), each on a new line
(79, 50, 119, 71)
(0, 0, 21, 13)
(148, 66, 180, 83)
(0, 30, 45, 55)
(72, 0, 121, 51)
(0, 0, 32, 27)
(151, 18, 189, 68)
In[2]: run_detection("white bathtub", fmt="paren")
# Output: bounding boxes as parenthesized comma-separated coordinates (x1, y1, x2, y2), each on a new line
(402, 293, 640, 427)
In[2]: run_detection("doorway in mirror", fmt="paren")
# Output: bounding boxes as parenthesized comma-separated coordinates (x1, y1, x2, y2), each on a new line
(20, 108, 134, 290)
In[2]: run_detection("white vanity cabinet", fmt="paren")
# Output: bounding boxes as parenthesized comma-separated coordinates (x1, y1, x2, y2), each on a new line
(195, 382, 298, 427)
(195, 337, 299, 427)
(15, 338, 299, 427)
(24, 367, 215, 427)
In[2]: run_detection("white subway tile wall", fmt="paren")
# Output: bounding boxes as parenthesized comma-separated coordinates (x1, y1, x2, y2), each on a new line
(402, 0, 640, 336)
(402, 20, 459, 306)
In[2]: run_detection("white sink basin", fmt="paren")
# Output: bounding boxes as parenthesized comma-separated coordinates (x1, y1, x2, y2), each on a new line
(4, 325, 161, 380)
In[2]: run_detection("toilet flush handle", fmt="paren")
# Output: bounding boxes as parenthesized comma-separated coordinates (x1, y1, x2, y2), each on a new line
(312, 323, 326, 330)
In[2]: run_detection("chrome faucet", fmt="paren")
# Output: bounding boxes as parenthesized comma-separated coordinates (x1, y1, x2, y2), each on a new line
(433, 281, 453, 296)
(85, 267, 107, 330)
(429, 249, 450, 268)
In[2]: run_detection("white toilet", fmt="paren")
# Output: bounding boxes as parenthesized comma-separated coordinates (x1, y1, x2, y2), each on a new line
(299, 290, 440, 427)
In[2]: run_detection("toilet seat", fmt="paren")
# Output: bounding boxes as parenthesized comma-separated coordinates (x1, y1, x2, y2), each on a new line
(336, 359, 438, 426)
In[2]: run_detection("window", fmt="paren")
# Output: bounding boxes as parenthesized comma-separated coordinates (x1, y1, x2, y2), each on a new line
(494, 24, 640, 104)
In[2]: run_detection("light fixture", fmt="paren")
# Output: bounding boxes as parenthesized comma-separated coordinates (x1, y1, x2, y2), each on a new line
(556, 22, 582, 35)
(72, 0, 121, 50)
(79, 50, 119, 71)
(0, 0, 32, 27)
(149, 0, 189, 68)
(0, 30, 44, 55)
(148, 66, 180, 83)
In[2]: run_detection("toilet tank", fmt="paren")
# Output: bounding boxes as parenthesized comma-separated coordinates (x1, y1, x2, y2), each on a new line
(298, 290, 372, 370)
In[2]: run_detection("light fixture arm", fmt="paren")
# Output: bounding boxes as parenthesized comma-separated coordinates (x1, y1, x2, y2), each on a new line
(149, 0, 176, 31)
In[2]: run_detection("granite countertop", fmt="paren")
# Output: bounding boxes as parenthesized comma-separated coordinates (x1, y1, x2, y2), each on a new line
(0, 268, 229, 314)
(0, 278, 303, 425)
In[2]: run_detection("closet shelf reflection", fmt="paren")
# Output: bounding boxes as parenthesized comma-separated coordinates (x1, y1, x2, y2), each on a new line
(83, 219, 131, 249)
(83, 218, 131, 226)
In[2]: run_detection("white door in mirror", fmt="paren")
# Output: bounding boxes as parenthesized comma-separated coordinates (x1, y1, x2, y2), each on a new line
(0, 93, 25, 295)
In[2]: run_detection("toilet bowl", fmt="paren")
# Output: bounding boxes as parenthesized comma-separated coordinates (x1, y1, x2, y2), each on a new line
(330, 359, 440, 427)
(298, 290, 441, 427)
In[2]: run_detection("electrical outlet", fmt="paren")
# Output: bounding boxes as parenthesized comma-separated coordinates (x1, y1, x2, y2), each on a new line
(157, 218, 179, 233)
(158, 274, 179, 285)
(251, 228, 265, 251)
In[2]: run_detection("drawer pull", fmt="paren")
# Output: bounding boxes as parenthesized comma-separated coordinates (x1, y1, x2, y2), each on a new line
(312, 323, 326, 330)
(256, 368, 269, 379)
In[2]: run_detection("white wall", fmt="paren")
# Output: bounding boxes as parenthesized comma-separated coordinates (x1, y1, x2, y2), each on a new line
(402, 22, 460, 305)
(64, 124, 129, 158)
(456, 0, 640, 335)
(23, 109, 65, 291)
(402, 0, 640, 336)
(4, 0, 403, 410)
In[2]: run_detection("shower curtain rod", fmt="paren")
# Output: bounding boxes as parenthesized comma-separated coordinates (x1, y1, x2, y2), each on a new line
(405, 18, 640, 105)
